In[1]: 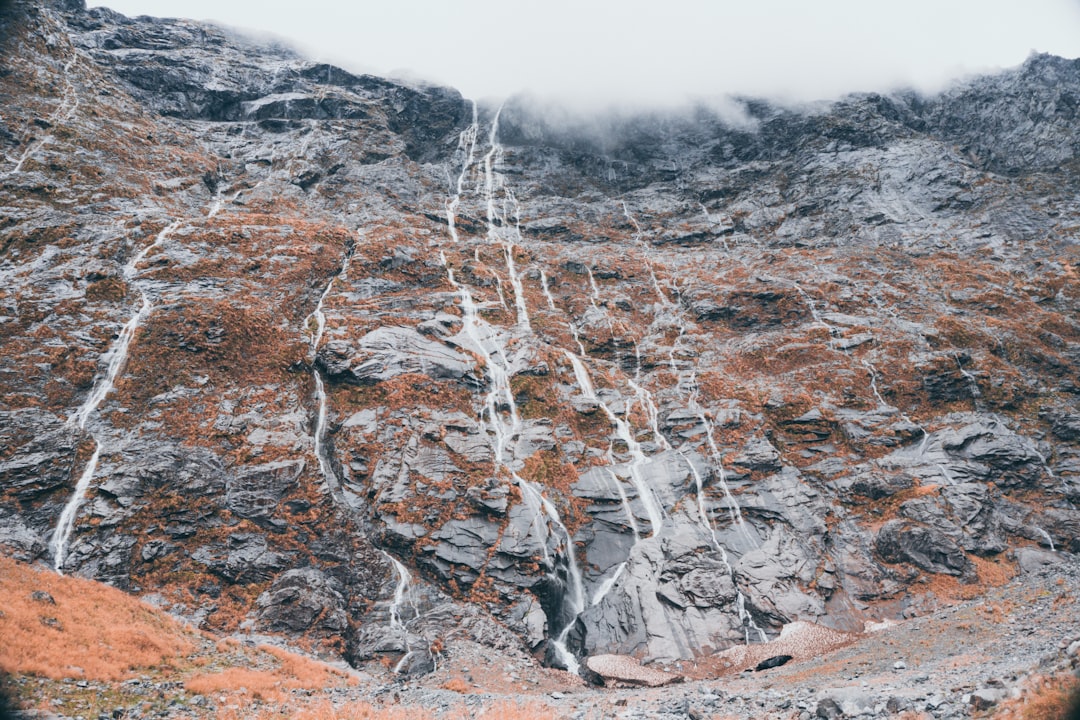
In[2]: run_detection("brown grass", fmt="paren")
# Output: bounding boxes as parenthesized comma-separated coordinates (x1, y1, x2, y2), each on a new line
(0, 555, 194, 681)
(991, 672, 1080, 720)
(921, 555, 1017, 602)
(184, 642, 355, 704)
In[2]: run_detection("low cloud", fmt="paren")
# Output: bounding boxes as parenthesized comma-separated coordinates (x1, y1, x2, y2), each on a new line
(101, 0, 1080, 110)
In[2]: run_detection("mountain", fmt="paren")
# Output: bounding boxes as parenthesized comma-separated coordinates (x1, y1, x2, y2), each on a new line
(1, 0, 1078, 682)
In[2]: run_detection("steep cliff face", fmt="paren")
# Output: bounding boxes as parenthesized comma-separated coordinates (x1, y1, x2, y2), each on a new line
(1, 0, 1078, 673)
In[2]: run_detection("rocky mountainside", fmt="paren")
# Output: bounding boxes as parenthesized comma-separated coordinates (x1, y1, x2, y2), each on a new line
(1, 0, 1078, 680)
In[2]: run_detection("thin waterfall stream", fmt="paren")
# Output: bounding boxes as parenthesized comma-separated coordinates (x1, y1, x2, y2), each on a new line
(52, 220, 180, 572)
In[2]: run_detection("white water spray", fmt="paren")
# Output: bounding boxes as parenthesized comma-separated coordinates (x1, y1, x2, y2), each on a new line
(539, 269, 557, 311)
(565, 351, 666, 535)
(1035, 527, 1056, 551)
(446, 102, 480, 244)
(305, 239, 355, 499)
(53, 221, 179, 572)
(443, 253, 584, 673)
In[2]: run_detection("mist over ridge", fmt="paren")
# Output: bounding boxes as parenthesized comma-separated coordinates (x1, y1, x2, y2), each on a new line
(95, 0, 1080, 115)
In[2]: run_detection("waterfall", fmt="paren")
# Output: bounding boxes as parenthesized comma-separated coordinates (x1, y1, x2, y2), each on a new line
(52, 220, 179, 572)
(565, 350, 666, 535)
(481, 106, 531, 330)
(304, 236, 354, 500)
(446, 101, 479, 244)
(539, 269, 557, 311)
(441, 252, 584, 672)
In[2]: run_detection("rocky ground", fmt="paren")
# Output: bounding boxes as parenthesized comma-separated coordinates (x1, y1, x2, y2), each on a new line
(3, 546, 1079, 719)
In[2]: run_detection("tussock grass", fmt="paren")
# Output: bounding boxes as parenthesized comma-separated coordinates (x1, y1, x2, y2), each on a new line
(992, 673, 1080, 720)
(0, 555, 194, 680)
(185, 644, 353, 703)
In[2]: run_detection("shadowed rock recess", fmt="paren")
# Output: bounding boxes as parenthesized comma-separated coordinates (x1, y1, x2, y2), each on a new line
(1, 0, 1078, 675)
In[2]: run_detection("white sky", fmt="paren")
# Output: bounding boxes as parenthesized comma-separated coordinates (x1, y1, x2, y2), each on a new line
(91, 0, 1080, 109)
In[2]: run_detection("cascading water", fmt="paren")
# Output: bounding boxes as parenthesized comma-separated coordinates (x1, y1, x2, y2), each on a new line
(1035, 527, 1056, 551)
(443, 258, 585, 671)
(304, 236, 355, 500)
(439, 110, 585, 671)
(481, 106, 531, 329)
(565, 350, 666, 535)
(6, 52, 80, 178)
(52, 220, 179, 572)
(446, 102, 479, 244)
(622, 202, 671, 305)
(673, 357, 767, 642)
(380, 550, 426, 673)
(539, 269, 557, 311)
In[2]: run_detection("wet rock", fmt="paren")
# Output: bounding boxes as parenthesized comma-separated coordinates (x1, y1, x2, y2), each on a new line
(898, 482, 1007, 556)
(190, 533, 291, 583)
(255, 567, 347, 634)
(317, 326, 478, 385)
(0, 409, 81, 506)
(226, 460, 303, 521)
(874, 519, 971, 576)
(0, 510, 48, 562)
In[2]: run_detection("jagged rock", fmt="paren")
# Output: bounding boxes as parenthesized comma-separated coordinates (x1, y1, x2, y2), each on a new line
(580, 521, 759, 662)
(938, 419, 1043, 488)
(0, 510, 47, 562)
(255, 567, 347, 634)
(226, 460, 304, 521)
(427, 516, 502, 581)
(898, 483, 1007, 556)
(874, 519, 971, 576)
(190, 533, 291, 583)
(0, 409, 81, 519)
(731, 436, 783, 473)
(1, 0, 1079, 671)
(318, 327, 478, 385)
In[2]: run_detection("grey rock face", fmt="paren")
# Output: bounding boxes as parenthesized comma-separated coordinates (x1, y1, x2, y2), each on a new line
(318, 326, 479, 386)
(227, 460, 304, 521)
(874, 520, 971, 576)
(255, 567, 348, 634)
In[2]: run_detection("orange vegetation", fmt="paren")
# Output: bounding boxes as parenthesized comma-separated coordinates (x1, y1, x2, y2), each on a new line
(185, 643, 352, 704)
(0, 555, 194, 681)
(991, 672, 1080, 720)
(921, 555, 1017, 603)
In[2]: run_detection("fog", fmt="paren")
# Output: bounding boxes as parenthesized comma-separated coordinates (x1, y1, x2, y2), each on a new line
(94, 0, 1080, 109)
